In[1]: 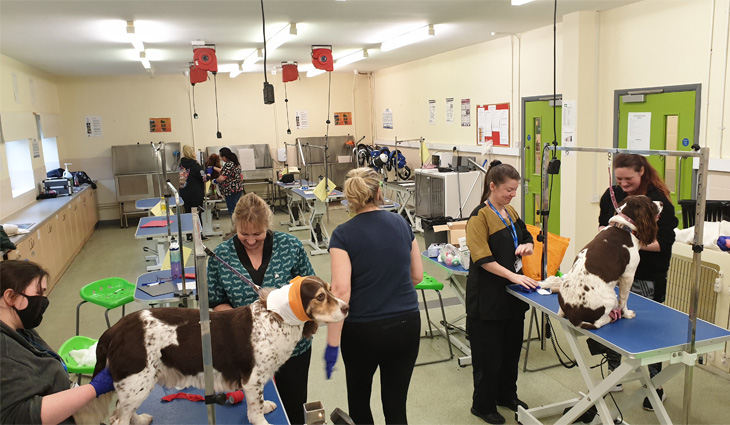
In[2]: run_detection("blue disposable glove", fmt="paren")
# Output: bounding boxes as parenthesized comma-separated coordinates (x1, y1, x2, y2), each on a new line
(324, 345, 339, 379)
(718, 235, 730, 252)
(89, 367, 114, 397)
(207, 166, 214, 175)
(212, 179, 218, 185)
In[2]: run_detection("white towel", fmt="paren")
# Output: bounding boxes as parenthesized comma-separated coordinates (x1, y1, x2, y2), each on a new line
(69, 342, 98, 367)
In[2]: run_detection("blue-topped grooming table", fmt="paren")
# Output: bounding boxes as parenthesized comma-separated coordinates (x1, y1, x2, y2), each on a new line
(290, 187, 345, 256)
(275, 179, 317, 231)
(135, 266, 196, 306)
(421, 251, 472, 366)
(136, 380, 289, 425)
(507, 286, 730, 425)
(135, 197, 184, 212)
(135, 213, 194, 271)
(384, 180, 418, 232)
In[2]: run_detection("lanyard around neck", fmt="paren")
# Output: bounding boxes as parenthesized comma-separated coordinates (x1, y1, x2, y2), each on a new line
(487, 199, 518, 250)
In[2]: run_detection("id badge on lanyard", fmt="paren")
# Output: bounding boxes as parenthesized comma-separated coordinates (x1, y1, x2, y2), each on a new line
(487, 200, 522, 272)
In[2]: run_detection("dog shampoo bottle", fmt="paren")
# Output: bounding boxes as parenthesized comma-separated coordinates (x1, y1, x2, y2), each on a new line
(170, 237, 182, 279)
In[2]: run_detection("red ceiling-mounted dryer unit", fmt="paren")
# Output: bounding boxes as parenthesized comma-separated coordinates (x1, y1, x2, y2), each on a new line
(282, 62, 299, 83)
(189, 64, 208, 85)
(311, 45, 333, 72)
(194, 45, 218, 73)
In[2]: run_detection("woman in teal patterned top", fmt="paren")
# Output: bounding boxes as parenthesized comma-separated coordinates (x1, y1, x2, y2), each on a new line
(207, 193, 315, 425)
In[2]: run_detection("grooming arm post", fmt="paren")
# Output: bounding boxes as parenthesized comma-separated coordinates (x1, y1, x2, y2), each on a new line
(192, 212, 216, 425)
(167, 181, 187, 297)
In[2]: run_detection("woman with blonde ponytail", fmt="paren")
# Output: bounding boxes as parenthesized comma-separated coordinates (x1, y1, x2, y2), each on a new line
(325, 167, 423, 424)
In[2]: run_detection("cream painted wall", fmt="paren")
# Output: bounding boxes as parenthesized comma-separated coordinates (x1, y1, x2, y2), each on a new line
(55, 72, 372, 220)
(0, 55, 61, 219)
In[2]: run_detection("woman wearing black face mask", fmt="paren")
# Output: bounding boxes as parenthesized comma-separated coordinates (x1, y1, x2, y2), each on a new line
(0, 260, 115, 424)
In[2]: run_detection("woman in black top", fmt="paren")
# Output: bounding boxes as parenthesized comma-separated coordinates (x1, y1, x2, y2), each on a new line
(179, 145, 206, 218)
(598, 153, 678, 409)
(465, 161, 537, 425)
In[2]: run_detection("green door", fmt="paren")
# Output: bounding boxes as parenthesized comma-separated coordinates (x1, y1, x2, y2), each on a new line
(524, 100, 562, 234)
(617, 90, 696, 227)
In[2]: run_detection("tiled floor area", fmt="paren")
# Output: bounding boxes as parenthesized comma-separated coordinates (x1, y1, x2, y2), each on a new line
(36, 204, 730, 424)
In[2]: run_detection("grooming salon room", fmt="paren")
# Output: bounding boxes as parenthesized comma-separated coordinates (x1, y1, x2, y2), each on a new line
(3, 0, 730, 424)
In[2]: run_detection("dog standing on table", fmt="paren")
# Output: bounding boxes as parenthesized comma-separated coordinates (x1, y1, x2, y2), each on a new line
(74, 276, 349, 425)
(541, 195, 661, 329)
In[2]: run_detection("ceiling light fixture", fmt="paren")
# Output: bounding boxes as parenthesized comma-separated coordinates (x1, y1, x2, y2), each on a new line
(229, 64, 243, 79)
(307, 67, 326, 78)
(243, 49, 264, 67)
(335, 49, 369, 68)
(126, 21, 145, 52)
(511, 0, 536, 5)
(380, 24, 434, 52)
(266, 23, 297, 52)
(139, 51, 151, 69)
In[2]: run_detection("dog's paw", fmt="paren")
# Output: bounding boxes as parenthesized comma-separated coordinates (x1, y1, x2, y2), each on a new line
(131, 413, 153, 425)
(623, 309, 636, 319)
(262, 400, 277, 414)
(541, 276, 562, 289)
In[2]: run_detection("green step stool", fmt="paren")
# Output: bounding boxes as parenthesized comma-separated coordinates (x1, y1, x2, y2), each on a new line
(76, 277, 136, 336)
(415, 273, 454, 366)
(57, 335, 97, 384)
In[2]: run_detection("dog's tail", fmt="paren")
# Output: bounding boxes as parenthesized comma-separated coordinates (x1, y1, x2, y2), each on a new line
(73, 392, 113, 424)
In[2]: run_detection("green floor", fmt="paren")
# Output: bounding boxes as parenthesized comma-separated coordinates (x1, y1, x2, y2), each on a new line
(37, 204, 730, 424)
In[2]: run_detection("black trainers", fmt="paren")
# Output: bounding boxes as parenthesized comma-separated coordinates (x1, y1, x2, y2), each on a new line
(470, 408, 506, 424)
(495, 398, 528, 412)
(642, 388, 666, 411)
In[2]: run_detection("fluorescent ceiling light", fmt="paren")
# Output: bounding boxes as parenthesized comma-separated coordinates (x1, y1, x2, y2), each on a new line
(380, 24, 434, 52)
(126, 21, 145, 52)
(307, 68, 326, 78)
(139, 51, 151, 69)
(243, 49, 263, 67)
(266, 23, 297, 52)
(335, 49, 368, 68)
(511, 0, 536, 5)
(229, 64, 243, 79)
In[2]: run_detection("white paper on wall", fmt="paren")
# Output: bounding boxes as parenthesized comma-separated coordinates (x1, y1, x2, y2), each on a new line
(627, 112, 651, 151)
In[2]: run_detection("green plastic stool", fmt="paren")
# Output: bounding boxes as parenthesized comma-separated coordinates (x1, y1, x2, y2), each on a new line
(414, 273, 454, 366)
(58, 335, 97, 384)
(76, 277, 136, 336)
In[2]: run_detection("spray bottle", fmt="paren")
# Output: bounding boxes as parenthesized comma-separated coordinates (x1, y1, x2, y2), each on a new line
(169, 237, 182, 279)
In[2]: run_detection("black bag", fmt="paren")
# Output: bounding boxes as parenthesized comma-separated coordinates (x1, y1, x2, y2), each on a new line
(280, 173, 295, 184)
(47, 168, 64, 178)
(0, 226, 17, 253)
(72, 171, 97, 189)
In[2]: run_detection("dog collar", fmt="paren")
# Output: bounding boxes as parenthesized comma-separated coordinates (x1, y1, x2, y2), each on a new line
(266, 277, 312, 324)
(610, 222, 637, 237)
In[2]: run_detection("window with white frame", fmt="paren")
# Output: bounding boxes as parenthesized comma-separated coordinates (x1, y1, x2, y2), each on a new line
(41, 137, 60, 172)
(5, 139, 35, 197)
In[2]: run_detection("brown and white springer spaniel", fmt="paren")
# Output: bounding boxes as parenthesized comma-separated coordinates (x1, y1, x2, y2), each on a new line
(541, 195, 661, 329)
(74, 276, 348, 425)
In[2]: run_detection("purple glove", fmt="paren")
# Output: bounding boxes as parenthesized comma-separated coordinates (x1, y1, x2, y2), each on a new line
(89, 367, 114, 397)
(324, 345, 339, 379)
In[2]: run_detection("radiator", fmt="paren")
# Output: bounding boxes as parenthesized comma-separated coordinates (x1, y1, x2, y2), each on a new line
(665, 254, 720, 323)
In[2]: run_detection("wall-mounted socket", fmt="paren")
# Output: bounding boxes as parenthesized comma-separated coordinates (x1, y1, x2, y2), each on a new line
(590, 194, 600, 203)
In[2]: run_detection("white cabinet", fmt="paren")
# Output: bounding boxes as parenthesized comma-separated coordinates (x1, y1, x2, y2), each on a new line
(414, 169, 483, 219)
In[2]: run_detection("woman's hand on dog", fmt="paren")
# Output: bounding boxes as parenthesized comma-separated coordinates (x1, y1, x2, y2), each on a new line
(515, 243, 534, 257)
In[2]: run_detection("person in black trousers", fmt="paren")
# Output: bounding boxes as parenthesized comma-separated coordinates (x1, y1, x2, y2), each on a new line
(326, 167, 423, 424)
(466, 161, 537, 424)
(179, 145, 206, 233)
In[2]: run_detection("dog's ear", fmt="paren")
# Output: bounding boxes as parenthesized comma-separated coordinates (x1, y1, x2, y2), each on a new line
(633, 197, 659, 246)
(302, 321, 319, 339)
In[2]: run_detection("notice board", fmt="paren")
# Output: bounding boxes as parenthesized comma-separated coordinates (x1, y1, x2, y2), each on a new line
(476, 103, 510, 147)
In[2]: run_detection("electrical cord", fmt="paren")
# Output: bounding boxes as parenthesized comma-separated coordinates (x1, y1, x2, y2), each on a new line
(213, 73, 221, 137)
(597, 354, 624, 424)
(544, 316, 577, 368)
(260, 0, 268, 84)
(284, 83, 291, 134)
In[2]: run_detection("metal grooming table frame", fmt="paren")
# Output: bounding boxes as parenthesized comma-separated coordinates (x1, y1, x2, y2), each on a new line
(275, 179, 316, 231)
(290, 187, 345, 255)
(507, 286, 730, 425)
(135, 213, 194, 271)
(421, 252, 472, 366)
(539, 145, 713, 423)
(384, 180, 418, 231)
(135, 197, 184, 215)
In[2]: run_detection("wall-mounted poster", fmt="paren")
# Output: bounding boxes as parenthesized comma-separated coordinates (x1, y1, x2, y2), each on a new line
(383, 108, 393, 129)
(296, 110, 309, 129)
(446, 98, 454, 124)
(334, 112, 352, 126)
(149, 118, 171, 133)
(461, 99, 471, 127)
(85, 116, 102, 137)
(428, 100, 436, 125)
